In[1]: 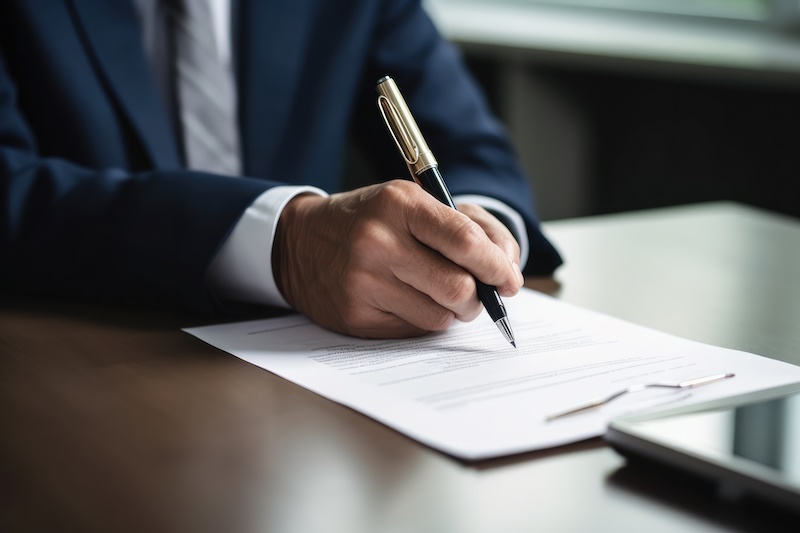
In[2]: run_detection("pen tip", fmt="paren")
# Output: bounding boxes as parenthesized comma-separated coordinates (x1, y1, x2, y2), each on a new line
(495, 317, 515, 348)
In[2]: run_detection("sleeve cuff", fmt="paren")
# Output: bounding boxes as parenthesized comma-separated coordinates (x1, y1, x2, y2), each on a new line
(207, 185, 329, 308)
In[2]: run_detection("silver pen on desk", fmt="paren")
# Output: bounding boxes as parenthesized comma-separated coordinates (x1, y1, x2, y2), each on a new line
(376, 75, 516, 348)
(545, 372, 736, 421)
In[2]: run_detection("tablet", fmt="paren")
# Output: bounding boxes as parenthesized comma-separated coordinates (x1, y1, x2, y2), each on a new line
(605, 382, 800, 513)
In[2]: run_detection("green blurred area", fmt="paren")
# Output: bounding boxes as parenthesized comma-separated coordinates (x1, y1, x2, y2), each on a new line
(511, 0, 766, 20)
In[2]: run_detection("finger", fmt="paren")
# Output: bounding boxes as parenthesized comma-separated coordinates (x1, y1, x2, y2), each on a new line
(368, 275, 459, 333)
(340, 310, 429, 339)
(389, 241, 483, 323)
(314, 271, 436, 340)
(403, 191, 521, 295)
(456, 203, 521, 268)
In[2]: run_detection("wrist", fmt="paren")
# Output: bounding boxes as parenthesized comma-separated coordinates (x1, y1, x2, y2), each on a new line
(272, 193, 326, 307)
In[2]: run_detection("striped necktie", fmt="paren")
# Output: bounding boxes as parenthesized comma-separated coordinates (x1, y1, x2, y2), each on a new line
(168, 0, 242, 175)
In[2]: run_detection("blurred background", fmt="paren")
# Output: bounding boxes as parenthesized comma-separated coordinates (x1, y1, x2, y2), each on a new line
(421, 0, 800, 221)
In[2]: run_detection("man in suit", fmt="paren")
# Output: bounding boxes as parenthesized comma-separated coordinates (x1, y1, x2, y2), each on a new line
(0, 0, 562, 338)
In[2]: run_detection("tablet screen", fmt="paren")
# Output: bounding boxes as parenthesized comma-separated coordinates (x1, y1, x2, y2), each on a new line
(606, 386, 800, 512)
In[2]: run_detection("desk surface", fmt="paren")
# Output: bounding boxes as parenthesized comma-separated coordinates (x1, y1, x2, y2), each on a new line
(2, 201, 799, 533)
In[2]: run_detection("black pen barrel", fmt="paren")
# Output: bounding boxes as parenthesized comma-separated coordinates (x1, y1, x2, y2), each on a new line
(475, 281, 507, 323)
(415, 167, 457, 209)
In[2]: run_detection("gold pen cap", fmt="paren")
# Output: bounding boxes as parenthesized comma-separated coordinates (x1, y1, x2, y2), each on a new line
(376, 76, 437, 176)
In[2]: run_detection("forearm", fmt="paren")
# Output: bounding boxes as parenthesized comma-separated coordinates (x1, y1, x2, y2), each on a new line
(1, 147, 278, 313)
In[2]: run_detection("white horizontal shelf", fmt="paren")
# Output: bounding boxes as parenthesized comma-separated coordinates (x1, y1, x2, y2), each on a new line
(425, 0, 800, 77)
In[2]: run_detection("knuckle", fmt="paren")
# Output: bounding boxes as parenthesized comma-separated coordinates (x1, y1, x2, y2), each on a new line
(452, 218, 485, 255)
(438, 273, 475, 308)
(350, 219, 401, 262)
(342, 269, 370, 293)
(337, 303, 358, 326)
(461, 300, 484, 322)
(379, 179, 415, 206)
(430, 309, 455, 331)
(349, 218, 382, 249)
(337, 297, 368, 329)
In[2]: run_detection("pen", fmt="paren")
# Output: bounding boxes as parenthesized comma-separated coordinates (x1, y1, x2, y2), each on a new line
(376, 75, 516, 348)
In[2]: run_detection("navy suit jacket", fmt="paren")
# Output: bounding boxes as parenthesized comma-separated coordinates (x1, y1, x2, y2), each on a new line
(0, 0, 562, 314)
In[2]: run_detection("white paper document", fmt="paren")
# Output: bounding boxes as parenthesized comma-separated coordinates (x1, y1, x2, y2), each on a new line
(184, 289, 800, 460)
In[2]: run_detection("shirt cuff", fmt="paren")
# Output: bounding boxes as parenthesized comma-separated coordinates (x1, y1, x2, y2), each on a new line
(452, 194, 530, 270)
(207, 185, 329, 308)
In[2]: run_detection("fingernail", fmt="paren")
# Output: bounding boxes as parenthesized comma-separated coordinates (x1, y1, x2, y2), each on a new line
(516, 263, 524, 286)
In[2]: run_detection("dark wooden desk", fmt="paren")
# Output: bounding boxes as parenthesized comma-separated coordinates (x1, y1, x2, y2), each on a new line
(3, 201, 800, 532)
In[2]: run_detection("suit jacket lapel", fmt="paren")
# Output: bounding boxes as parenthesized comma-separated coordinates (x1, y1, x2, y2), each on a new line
(70, 0, 181, 169)
(236, 0, 314, 178)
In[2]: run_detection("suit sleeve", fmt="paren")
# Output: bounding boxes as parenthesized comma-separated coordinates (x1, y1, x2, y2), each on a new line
(0, 50, 278, 314)
(352, 0, 563, 276)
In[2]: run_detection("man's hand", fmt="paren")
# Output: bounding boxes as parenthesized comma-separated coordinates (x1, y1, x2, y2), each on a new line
(272, 179, 524, 338)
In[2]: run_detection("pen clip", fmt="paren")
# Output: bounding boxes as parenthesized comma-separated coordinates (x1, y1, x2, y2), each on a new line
(375, 76, 437, 175)
(378, 95, 419, 166)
